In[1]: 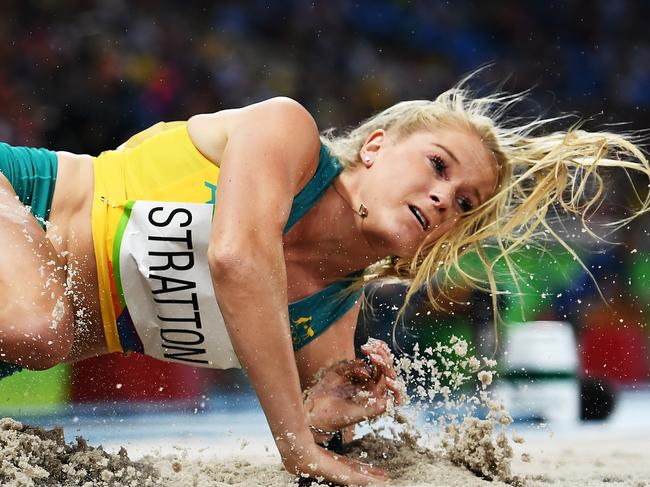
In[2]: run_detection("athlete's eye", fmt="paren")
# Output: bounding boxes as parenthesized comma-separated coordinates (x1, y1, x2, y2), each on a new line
(458, 197, 473, 213)
(429, 155, 445, 174)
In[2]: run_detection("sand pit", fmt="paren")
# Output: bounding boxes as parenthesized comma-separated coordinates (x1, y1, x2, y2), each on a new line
(0, 415, 516, 487)
(0, 416, 515, 487)
(0, 417, 158, 486)
(2, 338, 649, 486)
(3, 415, 650, 487)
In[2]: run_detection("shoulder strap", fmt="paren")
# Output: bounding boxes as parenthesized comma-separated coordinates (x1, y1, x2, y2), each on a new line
(283, 144, 342, 234)
(281, 145, 364, 349)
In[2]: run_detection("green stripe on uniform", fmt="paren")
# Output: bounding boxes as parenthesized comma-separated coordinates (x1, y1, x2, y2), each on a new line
(112, 200, 135, 309)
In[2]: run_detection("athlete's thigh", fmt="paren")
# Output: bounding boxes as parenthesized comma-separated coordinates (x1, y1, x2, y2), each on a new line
(0, 172, 69, 339)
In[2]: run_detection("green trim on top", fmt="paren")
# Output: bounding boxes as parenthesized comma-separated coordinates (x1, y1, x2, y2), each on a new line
(282, 145, 364, 350)
(0, 142, 58, 230)
(283, 145, 343, 234)
(112, 200, 135, 309)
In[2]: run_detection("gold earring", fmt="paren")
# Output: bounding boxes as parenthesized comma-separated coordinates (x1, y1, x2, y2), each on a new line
(358, 203, 368, 218)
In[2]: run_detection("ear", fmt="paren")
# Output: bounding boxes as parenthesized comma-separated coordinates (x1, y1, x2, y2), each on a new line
(359, 129, 385, 167)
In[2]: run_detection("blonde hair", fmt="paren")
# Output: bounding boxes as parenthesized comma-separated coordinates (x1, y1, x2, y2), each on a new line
(321, 76, 650, 347)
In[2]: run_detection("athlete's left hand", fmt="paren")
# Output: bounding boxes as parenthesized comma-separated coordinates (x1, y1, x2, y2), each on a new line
(305, 339, 405, 441)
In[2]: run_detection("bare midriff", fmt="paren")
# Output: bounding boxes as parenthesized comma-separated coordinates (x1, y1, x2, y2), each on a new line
(50, 151, 107, 361)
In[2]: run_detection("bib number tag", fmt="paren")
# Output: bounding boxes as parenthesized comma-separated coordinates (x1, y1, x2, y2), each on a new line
(116, 201, 240, 369)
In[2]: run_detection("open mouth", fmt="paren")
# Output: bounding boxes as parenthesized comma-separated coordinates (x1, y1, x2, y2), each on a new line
(409, 205, 429, 231)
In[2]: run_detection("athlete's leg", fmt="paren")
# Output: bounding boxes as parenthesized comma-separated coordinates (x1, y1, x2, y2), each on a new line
(0, 173, 74, 370)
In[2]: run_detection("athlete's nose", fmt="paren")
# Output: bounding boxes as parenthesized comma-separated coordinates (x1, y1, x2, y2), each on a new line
(431, 189, 451, 212)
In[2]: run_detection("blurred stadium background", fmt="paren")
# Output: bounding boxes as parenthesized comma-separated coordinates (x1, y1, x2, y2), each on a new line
(0, 0, 648, 426)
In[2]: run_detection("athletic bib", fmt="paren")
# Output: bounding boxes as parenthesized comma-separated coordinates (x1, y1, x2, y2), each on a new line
(114, 200, 240, 369)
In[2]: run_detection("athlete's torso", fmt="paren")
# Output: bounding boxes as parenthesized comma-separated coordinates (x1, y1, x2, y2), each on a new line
(47, 151, 105, 362)
(55, 117, 360, 366)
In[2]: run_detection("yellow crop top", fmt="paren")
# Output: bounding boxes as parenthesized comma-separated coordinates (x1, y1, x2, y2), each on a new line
(92, 122, 220, 355)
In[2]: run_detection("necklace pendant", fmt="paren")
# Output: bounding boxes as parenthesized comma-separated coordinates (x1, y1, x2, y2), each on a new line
(357, 203, 368, 218)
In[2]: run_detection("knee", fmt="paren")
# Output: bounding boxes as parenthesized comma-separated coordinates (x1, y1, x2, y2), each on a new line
(1, 300, 75, 370)
(32, 332, 73, 370)
(32, 312, 75, 370)
(18, 353, 64, 371)
(12, 327, 73, 371)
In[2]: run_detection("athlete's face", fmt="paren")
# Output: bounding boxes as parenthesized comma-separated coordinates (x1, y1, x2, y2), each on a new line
(356, 126, 497, 257)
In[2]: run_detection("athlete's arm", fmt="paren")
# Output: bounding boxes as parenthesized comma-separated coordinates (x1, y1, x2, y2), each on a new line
(296, 304, 404, 441)
(199, 97, 388, 486)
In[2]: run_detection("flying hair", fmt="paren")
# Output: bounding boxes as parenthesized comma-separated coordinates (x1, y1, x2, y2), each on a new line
(320, 71, 650, 352)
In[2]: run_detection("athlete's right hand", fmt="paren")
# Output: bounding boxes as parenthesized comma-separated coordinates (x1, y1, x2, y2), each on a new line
(279, 438, 390, 486)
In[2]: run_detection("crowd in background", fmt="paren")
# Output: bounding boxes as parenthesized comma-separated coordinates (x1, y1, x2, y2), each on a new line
(1, 0, 649, 151)
(0, 0, 648, 384)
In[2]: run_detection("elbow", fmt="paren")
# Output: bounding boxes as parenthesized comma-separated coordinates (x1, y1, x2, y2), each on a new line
(208, 230, 284, 285)
(208, 244, 258, 285)
(4, 301, 75, 371)
(208, 245, 236, 274)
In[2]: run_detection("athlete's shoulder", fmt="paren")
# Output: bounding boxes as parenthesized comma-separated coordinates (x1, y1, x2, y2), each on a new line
(225, 97, 318, 140)
(188, 97, 320, 165)
(253, 96, 317, 124)
(246, 97, 319, 145)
